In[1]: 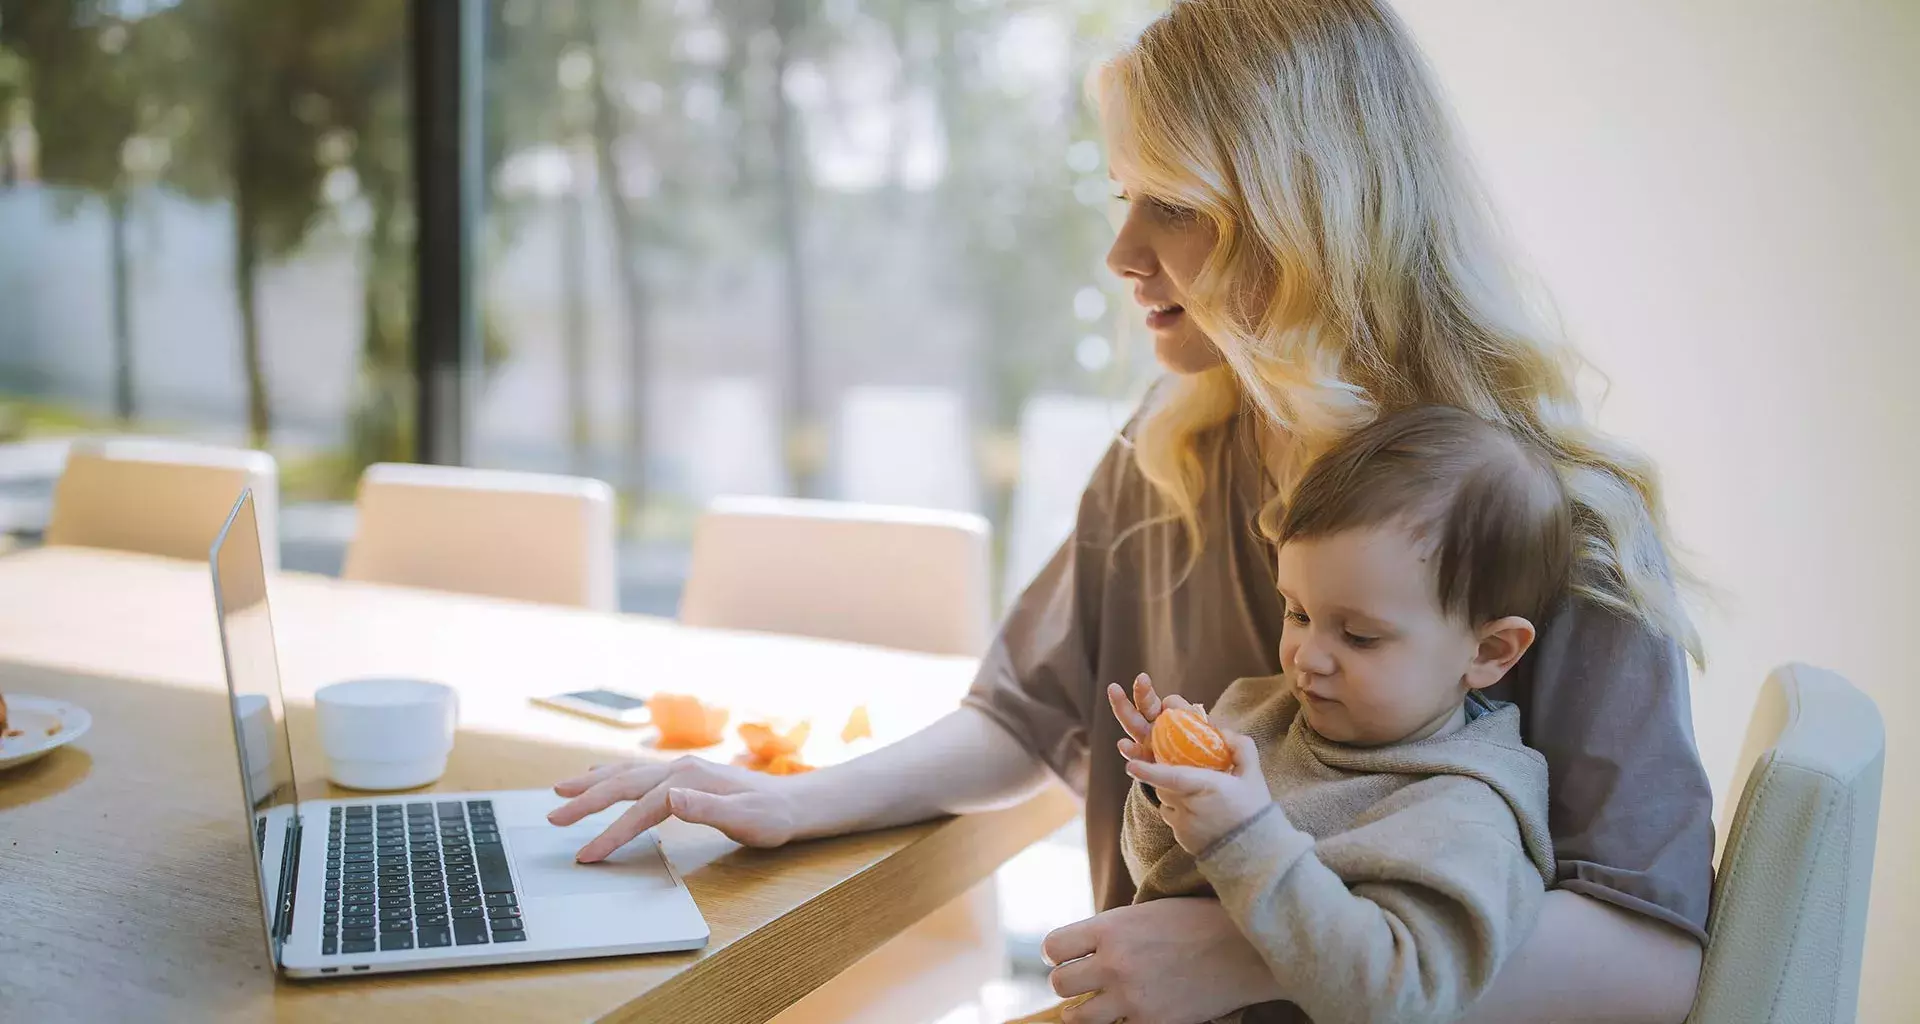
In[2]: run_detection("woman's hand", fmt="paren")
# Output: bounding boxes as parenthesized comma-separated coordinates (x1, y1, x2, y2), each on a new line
(1125, 730, 1269, 855)
(1042, 897, 1282, 1024)
(548, 755, 803, 861)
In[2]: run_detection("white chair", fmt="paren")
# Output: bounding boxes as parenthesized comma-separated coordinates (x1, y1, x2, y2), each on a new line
(680, 494, 1003, 1024)
(1688, 662, 1885, 1024)
(834, 385, 980, 513)
(1001, 393, 1132, 609)
(342, 462, 617, 611)
(680, 495, 992, 657)
(46, 436, 279, 571)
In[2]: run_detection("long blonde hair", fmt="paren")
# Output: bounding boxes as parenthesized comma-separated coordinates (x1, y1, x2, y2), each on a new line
(1097, 0, 1703, 661)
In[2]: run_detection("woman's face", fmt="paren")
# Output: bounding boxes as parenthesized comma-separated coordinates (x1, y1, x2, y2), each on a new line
(1105, 183, 1225, 375)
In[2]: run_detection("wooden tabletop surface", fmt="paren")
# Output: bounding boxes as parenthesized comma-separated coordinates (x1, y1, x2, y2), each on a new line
(0, 545, 1076, 1023)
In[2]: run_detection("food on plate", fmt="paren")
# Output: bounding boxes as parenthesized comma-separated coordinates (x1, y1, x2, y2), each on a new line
(759, 753, 816, 775)
(0, 690, 8, 733)
(648, 693, 730, 749)
(1150, 704, 1234, 771)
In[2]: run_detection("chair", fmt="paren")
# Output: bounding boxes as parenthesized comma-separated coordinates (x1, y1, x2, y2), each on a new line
(46, 437, 280, 571)
(342, 462, 617, 611)
(680, 495, 992, 657)
(679, 494, 1003, 1024)
(1689, 662, 1885, 1024)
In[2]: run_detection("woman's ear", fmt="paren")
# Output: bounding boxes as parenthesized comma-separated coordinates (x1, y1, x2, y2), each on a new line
(1464, 616, 1536, 691)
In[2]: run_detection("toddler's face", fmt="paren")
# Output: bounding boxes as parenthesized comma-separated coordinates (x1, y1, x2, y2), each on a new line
(1275, 525, 1487, 746)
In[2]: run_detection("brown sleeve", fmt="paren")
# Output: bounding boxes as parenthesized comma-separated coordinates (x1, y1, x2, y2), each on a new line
(1504, 596, 1716, 943)
(960, 433, 1131, 795)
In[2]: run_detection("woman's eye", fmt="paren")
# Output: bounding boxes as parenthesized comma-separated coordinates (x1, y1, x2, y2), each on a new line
(1343, 632, 1379, 649)
(1150, 197, 1193, 219)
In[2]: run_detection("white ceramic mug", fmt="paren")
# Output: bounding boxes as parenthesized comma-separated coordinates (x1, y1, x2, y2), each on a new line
(314, 678, 459, 791)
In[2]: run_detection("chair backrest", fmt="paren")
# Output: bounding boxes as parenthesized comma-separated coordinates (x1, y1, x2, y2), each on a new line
(46, 437, 280, 572)
(1689, 662, 1884, 1024)
(679, 495, 991, 657)
(342, 462, 618, 611)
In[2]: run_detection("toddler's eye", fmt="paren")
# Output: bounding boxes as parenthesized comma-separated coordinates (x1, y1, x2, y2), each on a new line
(1285, 608, 1310, 627)
(1343, 632, 1379, 649)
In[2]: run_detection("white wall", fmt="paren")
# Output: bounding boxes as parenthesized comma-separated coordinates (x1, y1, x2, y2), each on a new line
(1395, 3, 1920, 1020)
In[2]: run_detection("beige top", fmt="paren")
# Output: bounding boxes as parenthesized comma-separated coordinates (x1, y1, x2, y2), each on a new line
(964, 406, 1715, 941)
(1124, 680, 1553, 1024)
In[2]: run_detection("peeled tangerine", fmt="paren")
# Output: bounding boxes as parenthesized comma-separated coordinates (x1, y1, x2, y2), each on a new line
(1151, 705, 1234, 771)
(739, 720, 811, 762)
(840, 704, 872, 744)
(649, 693, 730, 749)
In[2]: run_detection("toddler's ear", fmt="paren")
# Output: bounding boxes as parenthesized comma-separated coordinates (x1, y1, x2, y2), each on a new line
(1465, 616, 1536, 691)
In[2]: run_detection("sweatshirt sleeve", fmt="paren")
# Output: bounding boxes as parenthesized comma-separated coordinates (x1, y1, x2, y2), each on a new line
(1196, 781, 1546, 1024)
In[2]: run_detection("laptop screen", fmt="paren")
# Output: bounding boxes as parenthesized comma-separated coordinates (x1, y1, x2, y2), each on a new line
(210, 488, 301, 967)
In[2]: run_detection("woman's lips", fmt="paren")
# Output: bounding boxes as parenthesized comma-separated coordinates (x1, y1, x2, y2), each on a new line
(1146, 304, 1185, 330)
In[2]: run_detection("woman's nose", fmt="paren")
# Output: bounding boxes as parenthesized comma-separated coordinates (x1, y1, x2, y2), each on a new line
(1105, 208, 1155, 280)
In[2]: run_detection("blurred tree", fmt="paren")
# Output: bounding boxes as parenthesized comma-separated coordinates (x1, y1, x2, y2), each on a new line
(0, 0, 156, 424)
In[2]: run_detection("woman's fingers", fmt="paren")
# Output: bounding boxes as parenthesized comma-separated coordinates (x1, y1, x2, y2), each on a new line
(548, 762, 669, 825)
(552, 760, 635, 798)
(573, 782, 676, 863)
(1041, 916, 1101, 967)
(1106, 683, 1153, 746)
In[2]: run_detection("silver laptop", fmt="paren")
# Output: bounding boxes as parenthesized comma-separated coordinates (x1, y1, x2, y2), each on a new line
(211, 488, 708, 978)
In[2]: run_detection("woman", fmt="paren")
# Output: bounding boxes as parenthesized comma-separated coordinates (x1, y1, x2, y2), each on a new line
(548, 1, 1716, 1021)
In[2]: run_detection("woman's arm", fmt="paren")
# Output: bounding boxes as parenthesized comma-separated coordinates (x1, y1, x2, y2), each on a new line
(1042, 890, 1700, 1024)
(1458, 889, 1701, 1024)
(547, 706, 1050, 859)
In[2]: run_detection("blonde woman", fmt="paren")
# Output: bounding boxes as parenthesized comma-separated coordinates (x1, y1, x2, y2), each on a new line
(548, 1, 1714, 1021)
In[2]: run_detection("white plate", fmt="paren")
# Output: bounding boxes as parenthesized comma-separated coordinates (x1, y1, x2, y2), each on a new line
(0, 695, 92, 771)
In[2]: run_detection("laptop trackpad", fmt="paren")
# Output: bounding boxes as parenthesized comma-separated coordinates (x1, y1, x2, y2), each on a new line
(506, 825, 676, 898)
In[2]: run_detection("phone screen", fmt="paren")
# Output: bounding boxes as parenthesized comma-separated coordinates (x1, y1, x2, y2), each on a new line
(567, 689, 647, 711)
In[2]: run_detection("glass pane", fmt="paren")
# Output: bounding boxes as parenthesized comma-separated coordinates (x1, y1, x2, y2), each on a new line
(478, 0, 1162, 616)
(0, 0, 412, 570)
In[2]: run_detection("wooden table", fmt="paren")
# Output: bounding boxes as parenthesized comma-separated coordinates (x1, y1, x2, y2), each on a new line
(0, 546, 1076, 1023)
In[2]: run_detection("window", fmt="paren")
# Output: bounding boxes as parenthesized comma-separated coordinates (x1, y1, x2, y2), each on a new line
(0, 0, 412, 566)
(477, 0, 1161, 615)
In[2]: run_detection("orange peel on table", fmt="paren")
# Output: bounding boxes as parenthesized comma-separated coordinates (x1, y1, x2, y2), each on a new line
(840, 704, 872, 744)
(738, 720, 811, 762)
(648, 693, 730, 749)
(1151, 704, 1234, 771)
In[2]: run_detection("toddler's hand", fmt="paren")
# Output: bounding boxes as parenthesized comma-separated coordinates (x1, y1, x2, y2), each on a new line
(1124, 730, 1269, 855)
(1107, 672, 1200, 764)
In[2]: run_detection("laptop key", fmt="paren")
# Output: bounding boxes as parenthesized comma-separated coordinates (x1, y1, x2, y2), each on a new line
(475, 845, 514, 894)
(343, 915, 375, 929)
(453, 920, 490, 945)
(452, 906, 484, 919)
(341, 928, 377, 942)
(449, 883, 479, 896)
(322, 937, 338, 955)
(485, 893, 517, 908)
(488, 906, 521, 920)
(380, 933, 414, 951)
(416, 927, 452, 948)
(380, 918, 413, 933)
(451, 894, 481, 907)
(492, 929, 527, 942)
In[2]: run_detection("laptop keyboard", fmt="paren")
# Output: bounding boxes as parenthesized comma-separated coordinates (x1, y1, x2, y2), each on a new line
(320, 799, 523, 955)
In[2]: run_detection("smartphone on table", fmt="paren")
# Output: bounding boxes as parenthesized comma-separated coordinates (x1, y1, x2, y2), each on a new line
(533, 688, 650, 726)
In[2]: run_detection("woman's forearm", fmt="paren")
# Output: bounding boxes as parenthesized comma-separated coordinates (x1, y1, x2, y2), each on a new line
(786, 706, 1052, 840)
(1460, 890, 1702, 1024)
